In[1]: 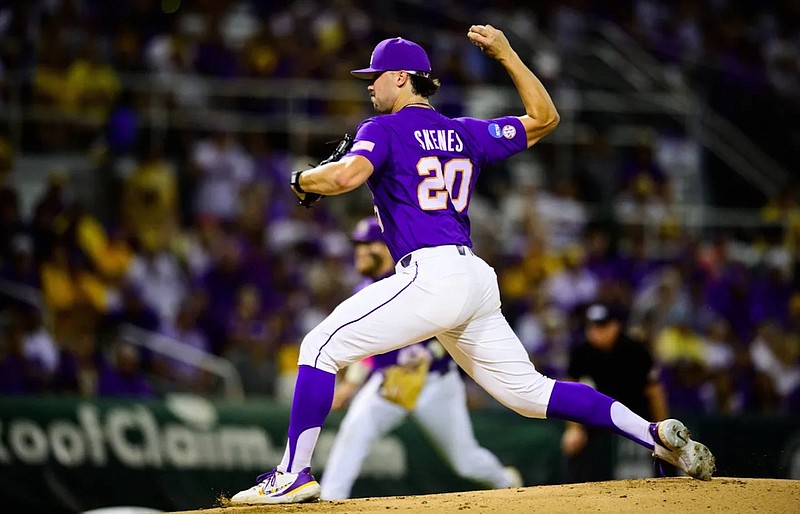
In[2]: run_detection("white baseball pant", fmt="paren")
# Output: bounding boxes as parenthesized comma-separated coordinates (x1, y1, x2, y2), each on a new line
(298, 245, 556, 419)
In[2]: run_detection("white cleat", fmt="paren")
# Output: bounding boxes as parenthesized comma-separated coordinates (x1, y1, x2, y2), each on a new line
(230, 468, 320, 504)
(650, 419, 716, 480)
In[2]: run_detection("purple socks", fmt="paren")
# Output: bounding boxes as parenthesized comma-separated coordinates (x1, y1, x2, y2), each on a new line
(546, 381, 654, 450)
(278, 372, 657, 473)
(280, 365, 336, 473)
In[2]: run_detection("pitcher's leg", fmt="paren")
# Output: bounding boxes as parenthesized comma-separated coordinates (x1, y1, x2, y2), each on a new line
(278, 365, 334, 472)
(414, 370, 513, 488)
(547, 381, 654, 449)
(283, 270, 460, 474)
(436, 314, 554, 419)
(299, 267, 453, 374)
(437, 312, 657, 449)
(321, 375, 407, 499)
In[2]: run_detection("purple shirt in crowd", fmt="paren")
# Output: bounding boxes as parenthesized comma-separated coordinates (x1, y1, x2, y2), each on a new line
(348, 107, 527, 261)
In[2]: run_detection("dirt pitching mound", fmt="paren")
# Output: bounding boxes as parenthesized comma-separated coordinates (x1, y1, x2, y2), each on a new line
(171, 477, 799, 514)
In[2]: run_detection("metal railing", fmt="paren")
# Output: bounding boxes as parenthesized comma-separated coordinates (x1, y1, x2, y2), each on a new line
(118, 324, 245, 402)
(595, 22, 791, 197)
(0, 278, 244, 401)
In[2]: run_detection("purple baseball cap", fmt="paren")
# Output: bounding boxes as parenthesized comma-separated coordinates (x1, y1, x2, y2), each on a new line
(351, 217, 384, 243)
(351, 37, 432, 79)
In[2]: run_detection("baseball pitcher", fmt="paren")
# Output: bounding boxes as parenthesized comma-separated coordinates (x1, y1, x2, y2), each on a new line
(231, 24, 715, 505)
(319, 217, 521, 500)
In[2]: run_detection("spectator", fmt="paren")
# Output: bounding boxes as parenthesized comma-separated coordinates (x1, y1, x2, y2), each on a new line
(618, 232, 663, 293)
(618, 136, 667, 197)
(535, 179, 588, 251)
(19, 306, 59, 380)
(146, 25, 210, 110)
(225, 284, 279, 396)
(100, 283, 160, 336)
(583, 227, 623, 287)
(575, 131, 618, 207)
(655, 306, 710, 413)
(40, 241, 108, 343)
(194, 22, 241, 78)
(104, 89, 141, 160)
(155, 299, 213, 394)
(53, 203, 130, 283)
(173, 216, 224, 279)
(64, 37, 121, 125)
(30, 170, 69, 264)
(654, 305, 706, 367)
(197, 234, 254, 352)
(0, 234, 40, 311)
(614, 174, 668, 240)
(544, 244, 598, 315)
(54, 331, 103, 398)
(515, 291, 549, 356)
(97, 340, 154, 398)
(750, 321, 800, 413)
(244, 132, 296, 221)
(190, 128, 254, 224)
(125, 247, 186, 325)
(631, 267, 690, 340)
(0, 312, 50, 394)
(530, 306, 572, 379)
(750, 261, 793, 329)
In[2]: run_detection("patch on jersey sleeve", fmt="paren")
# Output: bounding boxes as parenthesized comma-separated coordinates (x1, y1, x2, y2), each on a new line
(502, 124, 517, 139)
(488, 123, 502, 138)
(352, 140, 376, 152)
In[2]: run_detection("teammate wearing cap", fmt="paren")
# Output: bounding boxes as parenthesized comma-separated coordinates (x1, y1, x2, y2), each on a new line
(231, 25, 714, 505)
(561, 303, 669, 482)
(319, 217, 521, 500)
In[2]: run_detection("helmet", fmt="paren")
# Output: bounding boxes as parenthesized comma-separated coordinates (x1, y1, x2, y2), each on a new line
(351, 217, 383, 243)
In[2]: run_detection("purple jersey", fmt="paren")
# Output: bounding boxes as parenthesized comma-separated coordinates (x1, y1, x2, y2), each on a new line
(348, 107, 527, 261)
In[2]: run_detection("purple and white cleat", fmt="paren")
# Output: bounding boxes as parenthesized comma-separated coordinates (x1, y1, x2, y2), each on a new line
(230, 467, 320, 504)
(650, 419, 716, 481)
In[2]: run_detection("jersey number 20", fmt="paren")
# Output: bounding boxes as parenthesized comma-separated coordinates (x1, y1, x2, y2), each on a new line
(416, 157, 473, 212)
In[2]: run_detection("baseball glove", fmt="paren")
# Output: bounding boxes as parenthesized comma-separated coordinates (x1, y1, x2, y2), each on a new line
(379, 360, 430, 411)
(293, 133, 354, 208)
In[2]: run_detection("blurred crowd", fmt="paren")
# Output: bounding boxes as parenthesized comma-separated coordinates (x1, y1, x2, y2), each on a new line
(0, 1, 798, 416)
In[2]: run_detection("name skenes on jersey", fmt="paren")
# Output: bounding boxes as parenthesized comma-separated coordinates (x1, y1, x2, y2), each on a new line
(347, 107, 526, 261)
(413, 129, 464, 152)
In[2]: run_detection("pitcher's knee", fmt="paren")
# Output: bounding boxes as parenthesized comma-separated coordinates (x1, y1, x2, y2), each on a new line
(297, 329, 340, 374)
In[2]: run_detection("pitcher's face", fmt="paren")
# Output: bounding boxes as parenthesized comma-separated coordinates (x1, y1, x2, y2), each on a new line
(368, 71, 400, 114)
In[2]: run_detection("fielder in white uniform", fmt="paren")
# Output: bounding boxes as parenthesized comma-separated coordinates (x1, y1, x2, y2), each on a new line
(320, 217, 521, 500)
(231, 25, 715, 505)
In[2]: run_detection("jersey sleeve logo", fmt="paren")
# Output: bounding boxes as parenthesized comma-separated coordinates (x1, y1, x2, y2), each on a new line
(352, 140, 376, 152)
(502, 124, 517, 139)
(488, 123, 502, 138)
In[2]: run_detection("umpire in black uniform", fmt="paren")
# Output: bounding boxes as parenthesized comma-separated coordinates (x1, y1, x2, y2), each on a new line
(560, 302, 669, 482)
